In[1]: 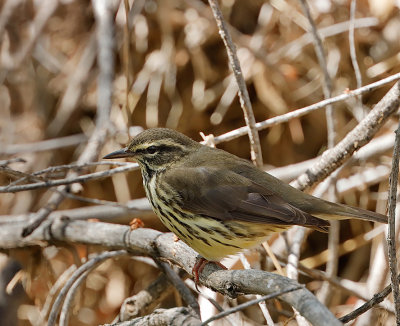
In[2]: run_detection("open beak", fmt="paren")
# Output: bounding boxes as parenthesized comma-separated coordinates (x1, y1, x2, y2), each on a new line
(103, 147, 133, 159)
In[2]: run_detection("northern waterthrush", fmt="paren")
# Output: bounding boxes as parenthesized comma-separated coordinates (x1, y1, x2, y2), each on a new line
(104, 128, 387, 279)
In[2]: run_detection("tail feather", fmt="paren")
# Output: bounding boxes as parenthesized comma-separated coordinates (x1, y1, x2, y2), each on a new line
(313, 202, 387, 224)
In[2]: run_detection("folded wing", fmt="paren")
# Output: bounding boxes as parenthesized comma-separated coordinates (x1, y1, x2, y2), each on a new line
(163, 167, 329, 231)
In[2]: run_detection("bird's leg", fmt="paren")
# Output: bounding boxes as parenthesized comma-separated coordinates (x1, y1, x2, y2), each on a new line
(192, 257, 227, 290)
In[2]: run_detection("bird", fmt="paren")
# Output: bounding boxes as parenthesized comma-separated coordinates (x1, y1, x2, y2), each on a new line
(103, 128, 387, 281)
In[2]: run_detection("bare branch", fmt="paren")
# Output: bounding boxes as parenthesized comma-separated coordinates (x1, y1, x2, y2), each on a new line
(104, 307, 201, 326)
(0, 219, 342, 325)
(214, 73, 400, 145)
(291, 81, 400, 190)
(239, 253, 274, 325)
(1, 0, 59, 73)
(339, 278, 397, 323)
(157, 261, 200, 317)
(48, 250, 128, 326)
(208, 0, 263, 167)
(20, 0, 117, 237)
(0, 163, 139, 193)
(297, 0, 337, 310)
(200, 285, 302, 326)
(349, 0, 364, 118)
(0, 197, 153, 225)
(59, 270, 90, 326)
(0, 134, 86, 155)
(387, 124, 400, 321)
(38, 265, 77, 325)
(119, 274, 173, 321)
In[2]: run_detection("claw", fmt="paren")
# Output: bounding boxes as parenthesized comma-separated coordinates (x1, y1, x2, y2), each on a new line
(192, 258, 227, 291)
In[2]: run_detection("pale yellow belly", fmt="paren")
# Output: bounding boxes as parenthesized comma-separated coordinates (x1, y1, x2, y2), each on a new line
(178, 218, 289, 260)
(146, 175, 289, 260)
(155, 204, 288, 260)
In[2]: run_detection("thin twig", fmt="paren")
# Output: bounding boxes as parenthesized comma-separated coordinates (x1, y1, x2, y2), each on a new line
(349, 0, 363, 98)
(239, 253, 274, 326)
(213, 73, 400, 145)
(0, 158, 27, 166)
(59, 270, 90, 326)
(349, 1, 364, 121)
(37, 265, 77, 326)
(298, 0, 335, 147)
(315, 172, 340, 305)
(285, 227, 309, 325)
(0, 164, 134, 209)
(268, 17, 378, 63)
(158, 261, 200, 317)
(119, 274, 174, 321)
(1, 0, 59, 73)
(21, 0, 116, 236)
(0, 134, 87, 155)
(318, 220, 340, 305)
(200, 285, 303, 326)
(22, 190, 68, 237)
(291, 81, 400, 191)
(387, 124, 400, 323)
(47, 250, 128, 326)
(298, 0, 338, 309)
(339, 276, 399, 323)
(7, 161, 131, 187)
(47, 34, 97, 136)
(208, 0, 263, 167)
(0, 163, 139, 193)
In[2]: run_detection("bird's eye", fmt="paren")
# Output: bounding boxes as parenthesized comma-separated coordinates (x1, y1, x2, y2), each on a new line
(146, 146, 158, 154)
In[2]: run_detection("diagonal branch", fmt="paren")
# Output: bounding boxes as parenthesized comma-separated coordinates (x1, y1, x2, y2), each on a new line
(208, 0, 263, 167)
(291, 81, 400, 191)
(213, 73, 400, 145)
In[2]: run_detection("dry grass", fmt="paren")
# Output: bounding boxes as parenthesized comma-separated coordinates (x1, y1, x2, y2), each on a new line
(0, 0, 399, 325)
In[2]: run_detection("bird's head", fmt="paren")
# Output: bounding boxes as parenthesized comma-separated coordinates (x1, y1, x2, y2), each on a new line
(103, 128, 201, 171)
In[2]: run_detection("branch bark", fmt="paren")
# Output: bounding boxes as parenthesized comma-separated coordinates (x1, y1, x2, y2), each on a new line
(103, 307, 201, 326)
(0, 219, 341, 326)
(291, 81, 400, 190)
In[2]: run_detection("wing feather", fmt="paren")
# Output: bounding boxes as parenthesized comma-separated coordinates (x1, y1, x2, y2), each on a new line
(162, 166, 329, 231)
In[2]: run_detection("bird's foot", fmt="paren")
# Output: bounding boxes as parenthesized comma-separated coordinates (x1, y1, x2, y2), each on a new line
(192, 257, 227, 291)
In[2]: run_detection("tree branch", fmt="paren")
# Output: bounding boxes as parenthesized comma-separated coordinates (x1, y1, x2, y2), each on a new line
(291, 80, 400, 190)
(0, 219, 341, 326)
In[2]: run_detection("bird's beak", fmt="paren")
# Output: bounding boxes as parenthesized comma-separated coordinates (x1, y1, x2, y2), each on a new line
(103, 147, 133, 159)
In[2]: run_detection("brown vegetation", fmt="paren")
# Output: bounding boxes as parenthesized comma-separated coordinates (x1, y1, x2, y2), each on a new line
(1, 0, 400, 325)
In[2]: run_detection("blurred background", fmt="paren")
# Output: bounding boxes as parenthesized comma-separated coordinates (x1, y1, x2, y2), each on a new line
(0, 0, 399, 324)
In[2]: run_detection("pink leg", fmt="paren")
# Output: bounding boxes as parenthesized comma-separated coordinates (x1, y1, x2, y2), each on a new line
(192, 258, 227, 290)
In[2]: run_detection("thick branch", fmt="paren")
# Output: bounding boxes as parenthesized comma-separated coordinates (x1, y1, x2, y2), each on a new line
(0, 219, 341, 326)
